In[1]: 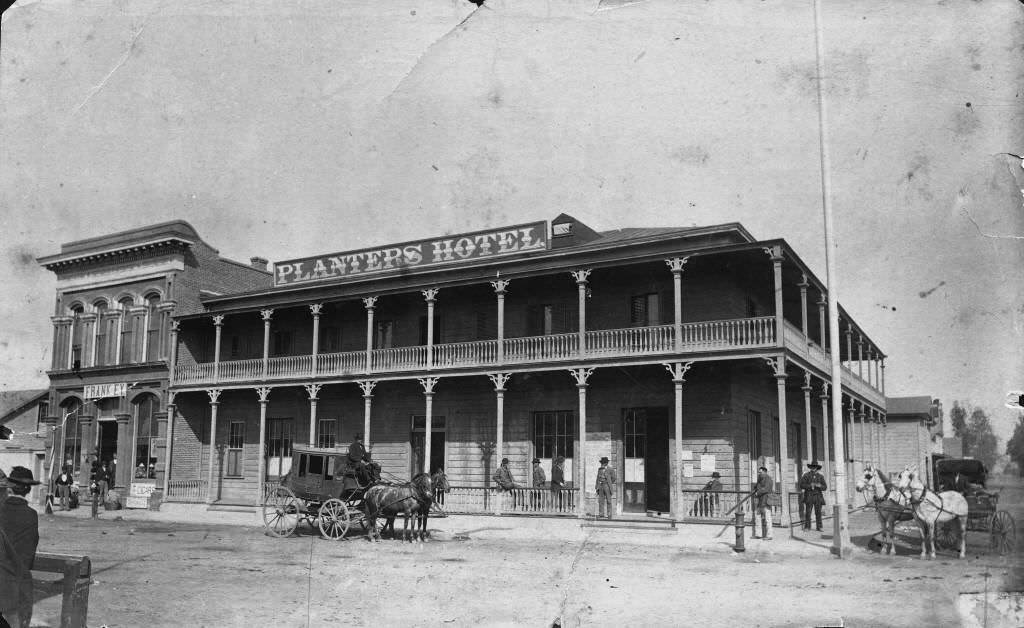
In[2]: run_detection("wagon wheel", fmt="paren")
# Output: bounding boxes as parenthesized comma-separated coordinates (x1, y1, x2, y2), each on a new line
(318, 498, 350, 540)
(935, 519, 960, 550)
(989, 511, 1016, 556)
(262, 486, 301, 538)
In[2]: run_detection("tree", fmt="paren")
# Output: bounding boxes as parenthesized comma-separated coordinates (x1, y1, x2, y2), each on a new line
(966, 407, 1000, 468)
(950, 401, 970, 451)
(1007, 416, 1024, 477)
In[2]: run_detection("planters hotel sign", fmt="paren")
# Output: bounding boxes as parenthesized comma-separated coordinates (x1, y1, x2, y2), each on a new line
(274, 222, 549, 286)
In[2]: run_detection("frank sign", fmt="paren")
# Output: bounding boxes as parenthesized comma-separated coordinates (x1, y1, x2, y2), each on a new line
(273, 222, 549, 286)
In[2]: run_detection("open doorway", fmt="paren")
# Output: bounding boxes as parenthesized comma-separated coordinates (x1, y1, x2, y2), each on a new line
(411, 415, 446, 478)
(622, 407, 670, 514)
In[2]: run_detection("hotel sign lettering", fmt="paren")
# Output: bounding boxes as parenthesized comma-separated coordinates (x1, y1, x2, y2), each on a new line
(274, 221, 549, 286)
(84, 383, 128, 399)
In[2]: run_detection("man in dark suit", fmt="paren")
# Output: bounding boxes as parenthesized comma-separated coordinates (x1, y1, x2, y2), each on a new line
(0, 466, 41, 628)
(799, 461, 828, 531)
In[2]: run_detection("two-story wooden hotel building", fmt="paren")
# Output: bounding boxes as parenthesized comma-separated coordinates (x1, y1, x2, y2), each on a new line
(160, 214, 888, 523)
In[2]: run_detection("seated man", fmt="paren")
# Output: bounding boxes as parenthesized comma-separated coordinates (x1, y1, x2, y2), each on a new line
(347, 433, 368, 482)
(363, 452, 381, 485)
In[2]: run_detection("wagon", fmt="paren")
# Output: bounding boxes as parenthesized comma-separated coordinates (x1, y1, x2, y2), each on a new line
(261, 446, 371, 540)
(932, 458, 1015, 556)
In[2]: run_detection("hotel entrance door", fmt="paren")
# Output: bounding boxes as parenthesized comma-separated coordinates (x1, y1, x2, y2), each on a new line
(622, 407, 670, 514)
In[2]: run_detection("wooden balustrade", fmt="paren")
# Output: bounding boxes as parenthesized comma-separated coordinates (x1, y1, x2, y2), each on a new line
(587, 325, 674, 355)
(679, 490, 783, 525)
(218, 358, 262, 382)
(165, 479, 208, 502)
(371, 345, 427, 372)
(439, 486, 578, 516)
(434, 339, 498, 367)
(317, 350, 366, 376)
(503, 333, 579, 364)
(173, 362, 215, 385)
(268, 355, 313, 378)
(678, 316, 775, 350)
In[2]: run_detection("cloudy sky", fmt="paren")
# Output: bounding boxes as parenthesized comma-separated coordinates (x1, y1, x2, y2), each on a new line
(2, 0, 1022, 440)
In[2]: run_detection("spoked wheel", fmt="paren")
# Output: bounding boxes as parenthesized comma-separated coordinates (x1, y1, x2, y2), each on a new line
(935, 520, 960, 550)
(262, 486, 301, 538)
(318, 498, 350, 540)
(990, 511, 1016, 556)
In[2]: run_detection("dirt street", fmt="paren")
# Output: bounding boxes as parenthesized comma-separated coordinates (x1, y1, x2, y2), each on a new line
(25, 476, 1023, 628)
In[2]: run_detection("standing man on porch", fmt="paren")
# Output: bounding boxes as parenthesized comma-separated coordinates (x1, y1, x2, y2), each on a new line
(531, 458, 546, 510)
(799, 461, 827, 531)
(595, 457, 617, 519)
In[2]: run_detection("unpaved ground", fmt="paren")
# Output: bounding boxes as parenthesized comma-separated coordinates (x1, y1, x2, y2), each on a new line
(27, 476, 1023, 628)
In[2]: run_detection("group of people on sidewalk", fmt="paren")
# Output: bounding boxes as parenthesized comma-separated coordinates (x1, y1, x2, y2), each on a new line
(492, 455, 612, 515)
(0, 466, 41, 628)
(750, 460, 828, 540)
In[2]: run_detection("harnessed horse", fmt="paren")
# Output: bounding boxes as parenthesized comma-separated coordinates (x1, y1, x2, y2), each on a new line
(855, 466, 911, 555)
(362, 473, 434, 542)
(895, 466, 969, 559)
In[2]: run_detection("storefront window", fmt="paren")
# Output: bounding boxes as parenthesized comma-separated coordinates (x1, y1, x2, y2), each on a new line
(134, 395, 158, 479)
(60, 399, 83, 474)
(532, 411, 574, 459)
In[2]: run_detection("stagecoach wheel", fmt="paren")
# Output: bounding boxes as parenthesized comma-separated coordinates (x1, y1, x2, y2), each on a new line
(262, 486, 300, 538)
(318, 498, 350, 541)
(989, 511, 1016, 556)
(935, 520, 960, 550)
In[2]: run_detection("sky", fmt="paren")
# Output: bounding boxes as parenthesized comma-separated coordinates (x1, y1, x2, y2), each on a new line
(1, 0, 1022, 442)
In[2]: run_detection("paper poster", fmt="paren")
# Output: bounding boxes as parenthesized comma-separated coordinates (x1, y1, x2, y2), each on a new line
(624, 458, 645, 483)
(681, 450, 693, 461)
(586, 433, 613, 495)
(683, 464, 694, 478)
(700, 454, 715, 472)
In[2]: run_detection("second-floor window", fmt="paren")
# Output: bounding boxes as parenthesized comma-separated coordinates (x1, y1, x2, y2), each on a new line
(145, 293, 161, 362)
(527, 304, 576, 336)
(94, 301, 109, 366)
(70, 305, 84, 369)
(119, 297, 134, 364)
(272, 330, 292, 356)
(320, 326, 341, 353)
(418, 314, 442, 345)
(630, 293, 660, 326)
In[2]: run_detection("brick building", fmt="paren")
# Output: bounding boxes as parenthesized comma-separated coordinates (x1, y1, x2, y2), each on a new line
(164, 214, 888, 523)
(37, 221, 271, 502)
(0, 389, 49, 503)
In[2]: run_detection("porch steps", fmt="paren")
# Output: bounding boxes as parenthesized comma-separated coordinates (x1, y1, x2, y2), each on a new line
(580, 517, 678, 532)
(207, 503, 260, 513)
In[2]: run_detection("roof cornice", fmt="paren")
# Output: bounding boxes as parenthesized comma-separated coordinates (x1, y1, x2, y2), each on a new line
(37, 237, 194, 270)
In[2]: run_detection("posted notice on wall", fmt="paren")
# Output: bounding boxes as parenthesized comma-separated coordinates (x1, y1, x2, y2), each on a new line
(126, 482, 156, 509)
(700, 454, 715, 472)
(681, 450, 693, 461)
(683, 464, 695, 478)
(587, 433, 612, 495)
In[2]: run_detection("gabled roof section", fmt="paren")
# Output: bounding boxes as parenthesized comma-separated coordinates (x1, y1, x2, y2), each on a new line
(38, 220, 201, 269)
(0, 389, 47, 424)
(886, 396, 934, 417)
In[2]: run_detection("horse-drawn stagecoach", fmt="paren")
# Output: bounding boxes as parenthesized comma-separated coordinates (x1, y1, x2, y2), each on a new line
(931, 458, 1015, 556)
(261, 446, 434, 542)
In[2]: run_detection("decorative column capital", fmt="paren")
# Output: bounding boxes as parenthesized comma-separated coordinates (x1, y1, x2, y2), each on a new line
(797, 273, 809, 289)
(303, 384, 321, 401)
(362, 296, 378, 311)
(491, 279, 511, 295)
(166, 391, 177, 407)
(212, 315, 225, 327)
(764, 356, 786, 379)
(817, 294, 827, 307)
(255, 386, 271, 403)
(422, 289, 439, 303)
(357, 380, 377, 397)
(802, 372, 812, 392)
(569, 367, 594, 388)
(762, 245, 784, 262)
(157, 300, 178, 313)
(50, 315, 73, 325)
(845, 323, 854, 336)
(570, 269, 591, 285)
(818, 381, 830, 399)
(665, 257, 689, 274)
(662, 361, 692, 382)
(309, 303, 323, 317)
(171, 320, 180, 333)
(418, 377, 439, 395)
(114, 413, 131, 425)
(488, 372, 512, 392)
(206, 388, 222, 405)
(260, 309, 274, 323)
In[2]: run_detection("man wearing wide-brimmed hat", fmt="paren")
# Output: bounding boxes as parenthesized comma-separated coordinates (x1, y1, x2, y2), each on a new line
(799, 460, 828, 531)
(595, 456, 617, 519)
(0, 466, 41, 628)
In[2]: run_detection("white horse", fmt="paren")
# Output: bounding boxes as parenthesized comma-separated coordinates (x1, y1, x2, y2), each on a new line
(855, 466, 911, 555)
(895, 466, 969, 559)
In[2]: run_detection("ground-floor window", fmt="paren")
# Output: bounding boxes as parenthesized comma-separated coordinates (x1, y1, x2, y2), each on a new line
(226, 421, 245, 477)
(532, 411, 574, 459)
(134, 395, 159, 479)
(60, 400, 83, 473)
(747, 409, 762, 460)
(317, 419, 337, 449)
(266, 418, 293, 478)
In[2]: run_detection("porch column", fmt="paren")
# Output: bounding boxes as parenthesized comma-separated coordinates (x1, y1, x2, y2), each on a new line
(880, 357, 886, 395)
(212, 315, 224, 383)
(205, 389, 222, 505)
(846, 401, 857, 495)
(305, 384, 321, 447)
(310, 304, 322, 377)
(844, 324, 853, 370)
(488, 373, 511, 515)
(363, 297, 377, 374)
(569, 368, 594, 518)
(881, 414, 889, 472)
(418, 378, 439, 475)
(664, 362, 692, 520)
(115, 413, 131, 488)
(766, 246, 784, 347)
(819, 382, 832, 491)
(161, 393, 176, 498)
(817, 294, 827, 349)
(665, 257, 689, 352)
(874, 352, 881, 391)
(491, 278, 510, 365)
(798, 274, 809, 340)
(358, 381, 377, 447)
(168, 321, 180, 387)
(802, 373, 813, 469)
(571, 270, 591, 356)
(766, 356, 791, 528)
(260, 309, 273, 380)
(423, 289, 438, 369)
(856, 336, 864, 380)
(256, 387, 270, 504)
(80, 314, 97, 368)
(857, 406, 867, 466)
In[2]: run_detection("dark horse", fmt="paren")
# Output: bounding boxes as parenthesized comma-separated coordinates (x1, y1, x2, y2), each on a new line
(363, 473, 433, 542)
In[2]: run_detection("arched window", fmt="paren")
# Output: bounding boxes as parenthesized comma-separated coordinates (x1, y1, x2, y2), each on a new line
(134, 395, 158, 480)
(70, 304, 84, 369)
(60, 398, 84, 474)
(119, 296, 134, 363)
(94, 301, 109, 365)
(145, 293, 162, 361)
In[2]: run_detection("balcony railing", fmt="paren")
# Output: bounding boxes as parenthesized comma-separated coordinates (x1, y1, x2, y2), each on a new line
(439, 486, 578, 516)
(172, 316, 779, 386)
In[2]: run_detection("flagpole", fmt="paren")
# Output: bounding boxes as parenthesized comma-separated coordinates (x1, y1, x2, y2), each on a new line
(813, 0, 851, 557)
